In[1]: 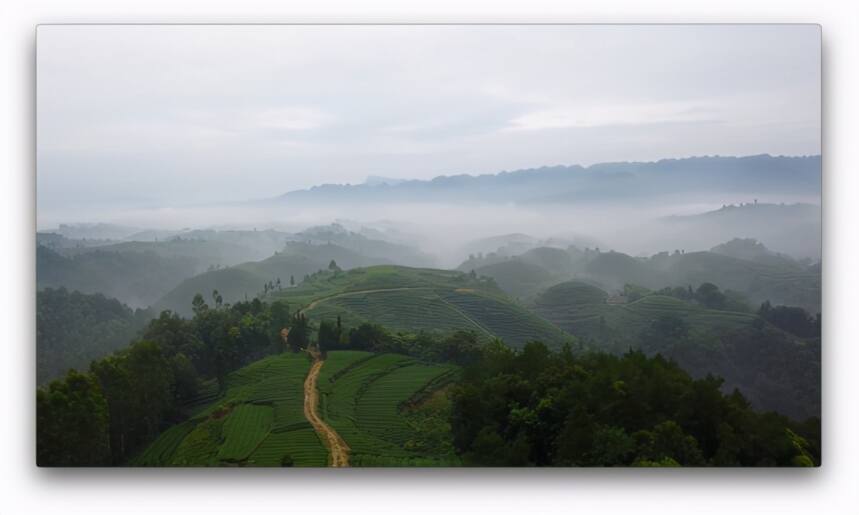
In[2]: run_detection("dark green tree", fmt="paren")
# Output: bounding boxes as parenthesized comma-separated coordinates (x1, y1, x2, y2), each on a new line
(288, 312, 309, 351)
(37, 370, 111, 466)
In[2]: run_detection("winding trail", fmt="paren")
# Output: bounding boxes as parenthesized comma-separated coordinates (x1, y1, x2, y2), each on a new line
(303, 351, 351, 467)
(296, 285, 487, 467)
(302, 286, 434, 312)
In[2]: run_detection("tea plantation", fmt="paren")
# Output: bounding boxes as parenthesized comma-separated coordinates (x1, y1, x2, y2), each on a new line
(133, 350, 460, 466)
(132, 352, 328, 466)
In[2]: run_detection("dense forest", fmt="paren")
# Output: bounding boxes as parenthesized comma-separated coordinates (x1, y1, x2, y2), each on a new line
(450, 341, 818, 466)
(36, 288, 150, 384)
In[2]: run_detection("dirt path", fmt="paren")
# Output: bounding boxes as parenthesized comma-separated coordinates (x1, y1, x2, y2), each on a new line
(303, 353, 351, 467)
(302, 286, 434, 312)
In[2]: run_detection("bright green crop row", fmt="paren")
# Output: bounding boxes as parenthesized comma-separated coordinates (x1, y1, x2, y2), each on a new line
(320, 351, 459, 463)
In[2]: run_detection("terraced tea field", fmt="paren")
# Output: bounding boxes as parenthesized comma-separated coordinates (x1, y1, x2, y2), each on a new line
(133, 350, 460, 467)
(534, 280, 757, 341)
(132, 352, 327, 467)
(272, 265, 571, 348)
(317, 351, 461, 466)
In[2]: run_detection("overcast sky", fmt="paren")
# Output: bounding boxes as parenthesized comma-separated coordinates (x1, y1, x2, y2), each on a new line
(37, 25, 820, 220)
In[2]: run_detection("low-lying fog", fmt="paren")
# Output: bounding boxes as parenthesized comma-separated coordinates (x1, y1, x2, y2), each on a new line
(38, 192, 822, 269)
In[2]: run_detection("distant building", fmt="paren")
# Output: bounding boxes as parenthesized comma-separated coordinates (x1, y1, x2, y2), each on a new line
(606, 295, 628, 305)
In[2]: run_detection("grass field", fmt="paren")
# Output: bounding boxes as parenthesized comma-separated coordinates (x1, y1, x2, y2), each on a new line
(317, 351, 460, 466)
(132, 352, 327, 467)
(271, 265, 571, 348)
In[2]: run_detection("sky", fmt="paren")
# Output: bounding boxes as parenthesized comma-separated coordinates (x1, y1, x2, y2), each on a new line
(37, 24, 821, 223)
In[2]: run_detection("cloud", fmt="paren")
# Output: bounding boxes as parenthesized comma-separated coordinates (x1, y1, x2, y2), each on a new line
(503, 101, 721, 131)
(247, 107, 334, 132)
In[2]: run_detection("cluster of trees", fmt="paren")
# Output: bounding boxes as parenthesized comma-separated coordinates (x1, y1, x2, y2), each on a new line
(450, 341, 820, 466)
(316, 318, 482, 366)
(758, 301, 821, 338)
(635, 312, 821, 420)
(37, 292, 292, 466)
(652, 282, 751, 312)
(37, 287, 151, 384)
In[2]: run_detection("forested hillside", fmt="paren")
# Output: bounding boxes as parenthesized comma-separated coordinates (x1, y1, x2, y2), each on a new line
(451, 341, 818, 466)
(460, 240, 820, 313)
(532, 280, 821, 419)
(36, 288, 149, 384)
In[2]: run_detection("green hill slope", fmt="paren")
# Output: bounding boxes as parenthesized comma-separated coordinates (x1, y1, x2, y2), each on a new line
(155, 242, 390, 316)
(133, 352, 326, 466)
(533, 280, 756, 340)
(272, 265, 572, 348)
(317, 351, 459, 466)
(37, 288, 147, 384)
(532, 279, 820, 419)
(37, 245, 201, 308)
(472, 260, 554, 298)
(663, 251, 820, 312)
(133, 350, 459, 466)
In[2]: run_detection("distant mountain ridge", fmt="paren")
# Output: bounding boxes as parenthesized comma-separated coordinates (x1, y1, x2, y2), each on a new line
(271, 154, 821, 206)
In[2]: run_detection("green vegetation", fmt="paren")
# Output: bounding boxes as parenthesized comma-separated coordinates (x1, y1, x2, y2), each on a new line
(318, 352, 460, 466)
(134, 352, 327, 467)
(471, 260, 553, 297)
(156, 242, 391, 317)
(37, 370, 111, 466)
(36, 251, 821, 467)
(458, 241, 820, 313)
(37, 287, 149, 384)
(533, 280, 755, 341)
(273, 265, 571, 348)
(37, 245, 199, 308)
(37, 294, 289, 466)
(37, 238, 268, 308)
(533, 280, 820, 419)
(451, 341, 819, 466)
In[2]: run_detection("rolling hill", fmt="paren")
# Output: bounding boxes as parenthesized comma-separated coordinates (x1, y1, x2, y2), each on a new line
(271, 265, 572, 349)
(532, 279, 820, 419)
(155, 242, 390, 317)
(533, 280, 757, 342)
(37, 288, 148, 384)
(37, 245, 201, 308)
(37, 236, 280, 308)
(295, 223, 435, 268)
(457, 241, 821, 313)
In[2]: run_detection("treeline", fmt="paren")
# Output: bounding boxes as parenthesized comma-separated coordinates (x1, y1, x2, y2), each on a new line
(450, 341, 820, 466)
(37, 292, 291, 466)
(649, 282, 752, 312)
(635, 313, 821, 420)
(595, 282, 822, 419)
(37, 287, 151, 384)
(314, 316, 485, 366)
(649, 281, 823, 336)
(757, 300, 821, 338)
